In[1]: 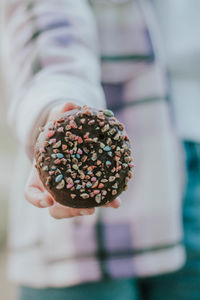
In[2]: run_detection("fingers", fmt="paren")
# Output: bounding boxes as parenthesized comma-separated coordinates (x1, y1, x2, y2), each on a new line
(103, 197, 121, 208)
(25, 187, 54, 208)
(24, 163, 54, 208)
(48, 102, 79, 122)
(49, 204, 95, 219)
(61, 102, 78, 113)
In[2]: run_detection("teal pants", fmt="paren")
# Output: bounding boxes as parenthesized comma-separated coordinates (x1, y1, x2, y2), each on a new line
(19, 142, 200, 300)
(18, 279, 139, 300)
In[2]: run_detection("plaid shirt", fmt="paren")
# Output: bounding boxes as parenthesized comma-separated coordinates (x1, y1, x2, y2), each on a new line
(2, 0, 184, 287)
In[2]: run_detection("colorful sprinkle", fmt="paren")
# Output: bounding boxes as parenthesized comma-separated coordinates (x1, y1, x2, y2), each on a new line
(56, 179, 65, 190)
(52, 140, 61, 148)
(103, 109, 114, 117)
(112, 183, 118, 189)
(67, 183, 74, 189)
(92, 181, 99, 189)
(91, 177, 97, 182)
(76, 185, 82, 190)
(109, 176, 115, 182)
(100, 143, 105, 149)
(112, 190, 117, 196)
(103, 146, 111, 152)
(72, 164, 78, 170)
(102, 124, 109, 132)
(49, 138, 57, 144)
(80, 118, 86, 124)
(113, 132, 120, 141)
(86, 182, 92, 188)
(91, 153, 97, 161)
(57, 127, 64, 133)
(88, 120, 95, 125)
(46, 130, 55, 138)
(56, 153, 64, 159)
(69, 120, 77, 129)
(96, 171, 102, 177)
(98, 183, 104, 189)
(77, 136, 83, 144)
(80, 193, 89, 199)
(55, 159, 61, 165)
(94, 190, 100, 195)
(95, 194, 101, 203)
(55, 174, 63, 183)
(77, 149, 83, 155)
(106, 161, 111, 167)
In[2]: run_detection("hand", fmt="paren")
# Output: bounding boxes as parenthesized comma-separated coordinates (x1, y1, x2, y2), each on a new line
(24, 102, 121, 219)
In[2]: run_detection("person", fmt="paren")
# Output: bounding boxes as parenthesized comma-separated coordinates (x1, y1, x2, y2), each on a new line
(1, 0, 184, 299)
(137, 1, 200, 299)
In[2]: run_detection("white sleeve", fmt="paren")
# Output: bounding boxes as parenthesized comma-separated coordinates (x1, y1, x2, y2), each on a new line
(2, 0, 105, 158)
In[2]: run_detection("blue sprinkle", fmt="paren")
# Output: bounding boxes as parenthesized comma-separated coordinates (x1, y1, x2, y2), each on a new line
(106, 161, 111, 166)
(56, 153, 64, 159)
(76, 154, 80, 159)
(104, 109, 114, 117)
(108, 151, 112, 157)
(88, 170, 92, 175)
(71, 155, 75, 158)
(103, 146, 111, 152)
(74, 180, 80, 183)
(86, 182, 92, 188)
(76, 185, 82, 190)
(55, 174, 63, 183)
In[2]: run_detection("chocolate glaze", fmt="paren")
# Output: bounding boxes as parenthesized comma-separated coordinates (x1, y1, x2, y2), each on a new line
(34, 106, 133, 208)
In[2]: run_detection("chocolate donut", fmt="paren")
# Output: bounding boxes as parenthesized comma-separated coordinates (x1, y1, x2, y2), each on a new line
(34, 105, 134, 208)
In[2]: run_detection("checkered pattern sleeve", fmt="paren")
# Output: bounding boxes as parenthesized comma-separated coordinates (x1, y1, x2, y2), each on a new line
(3, 0, 105, 158)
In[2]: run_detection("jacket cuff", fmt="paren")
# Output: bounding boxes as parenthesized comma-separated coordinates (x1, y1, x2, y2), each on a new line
(9, 74, 106, 159)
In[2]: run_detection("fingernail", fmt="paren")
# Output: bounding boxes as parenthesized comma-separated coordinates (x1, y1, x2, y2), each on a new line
(80, 210, 90, 216)
(40, 200, 51, 207)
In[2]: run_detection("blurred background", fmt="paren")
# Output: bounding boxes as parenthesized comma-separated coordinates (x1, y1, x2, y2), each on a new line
(0, 43, 16, 300)
(0, 0, 200, 299)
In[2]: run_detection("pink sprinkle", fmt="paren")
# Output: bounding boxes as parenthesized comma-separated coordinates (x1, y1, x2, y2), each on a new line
(57, 127, 64, 133)
(69, 150, 74, 155)
(84, 133, 89, 139)
(46, 130, 55, 138)
(77, 149, 83, 155)
(49, 138, 56, 144)
(67, 183, 74, 189)
(69, 120, 77, 129)
(128, 163, 134, 168)
(94, 190, 100, 195)
(91, 177, 97, 182)
(49, 171, 54, 175)
(40, 147, 46, 153)
(78, 137, 83, 144)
